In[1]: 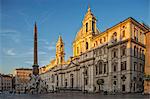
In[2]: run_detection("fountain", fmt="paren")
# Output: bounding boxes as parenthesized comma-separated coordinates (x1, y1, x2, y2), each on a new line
(26, 22, 48, 94)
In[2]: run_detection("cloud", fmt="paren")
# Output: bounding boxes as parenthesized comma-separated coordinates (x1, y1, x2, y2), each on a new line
(0, 29, 20, 43)
(0, 29, 19, 35)
(5, 48, 16, 56)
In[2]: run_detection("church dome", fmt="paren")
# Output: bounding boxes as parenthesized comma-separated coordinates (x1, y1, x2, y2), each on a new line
(75, 28, 83, 41)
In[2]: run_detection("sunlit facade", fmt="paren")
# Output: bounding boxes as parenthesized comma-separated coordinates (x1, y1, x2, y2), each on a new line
(144, 31, 150, 94)
(39, 7, 149, 93)
(14, 68, 32, 93)
(0, 74, 13, 92)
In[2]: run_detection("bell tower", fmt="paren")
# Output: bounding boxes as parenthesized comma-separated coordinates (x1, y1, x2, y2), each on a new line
(82, 6, 97, 35)
(55, 35, 65, 65)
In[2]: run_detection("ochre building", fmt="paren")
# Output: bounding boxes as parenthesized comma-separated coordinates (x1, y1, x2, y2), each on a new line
(144, 31, 150, 94)
(39, 7, 149, 93)
(14, 68, 32, 93)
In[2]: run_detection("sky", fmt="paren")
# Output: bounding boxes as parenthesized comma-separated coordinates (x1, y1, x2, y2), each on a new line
(0, 0, 149, 74)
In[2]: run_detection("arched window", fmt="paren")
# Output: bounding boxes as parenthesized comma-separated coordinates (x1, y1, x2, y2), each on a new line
(86, 42, 88, 50)
(86, 23, 88, 32)
(92, 21, 95, 33)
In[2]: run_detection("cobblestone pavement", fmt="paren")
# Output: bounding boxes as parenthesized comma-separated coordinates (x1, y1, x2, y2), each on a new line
(0, 92, 149, 99)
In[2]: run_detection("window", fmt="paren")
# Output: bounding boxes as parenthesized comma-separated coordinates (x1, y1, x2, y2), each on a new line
(112, 32, 117, 42)
(137, 63, 141, 72)
(139, 78, 142, 82)
(77, 47, 79, 54)
(86, 23, 88, 32)
(84, 68, 88, 76)
(51, 74, 54, 83)
(140, 48, 142, 58)
(61, 57, 63, 63)
(113, 81, 117, 85)
(134, 46, 136, 56)
(122, 85, 125, 91)
(142, 50, 144, 58)
(122, 30, 125, 38)
(114, 51, 116, 58)
(112, 62, 117, 72)
(134, 28, 138, 41)
(114, 65, 116, 72)
(104, 63, 107, 73)
(86, 42, 88, 50)
(70, 74, 74, 88)
(95, 65, 98, 75)
(121, 61, 126, 71)
(56, 75, 59, 86)
(65, 79, 67, 87)
(99, 62, 103, 74)
(96, 41, 98, 46)
(140, 32, 142, 35)
(104, 37, 106, 42)
(100, 39, 102, 43)
(104, 47, 106, 54)
(112, 48, 118, 58)
(139, 63, 143, 72)
(134, 62, 137, 71)
(121, 46, 126, 56)
(85, 78, 88, 85)
(92, 21, 95, 33)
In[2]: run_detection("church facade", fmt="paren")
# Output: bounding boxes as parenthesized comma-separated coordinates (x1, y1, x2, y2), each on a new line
(39, 7, 149, 93)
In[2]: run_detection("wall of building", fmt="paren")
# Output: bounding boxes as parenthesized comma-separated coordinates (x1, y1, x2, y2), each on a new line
(144, 31, 150, 94)
(39, 8, 148, 94)
(0, 74, 13, 92)
(14, 68, 32, 93)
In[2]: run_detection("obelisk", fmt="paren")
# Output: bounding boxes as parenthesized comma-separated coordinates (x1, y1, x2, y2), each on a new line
(32, 22, 39, 76)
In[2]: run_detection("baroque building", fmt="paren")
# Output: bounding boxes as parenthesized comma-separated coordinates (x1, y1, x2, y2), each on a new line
(39, 7, 149, 93)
